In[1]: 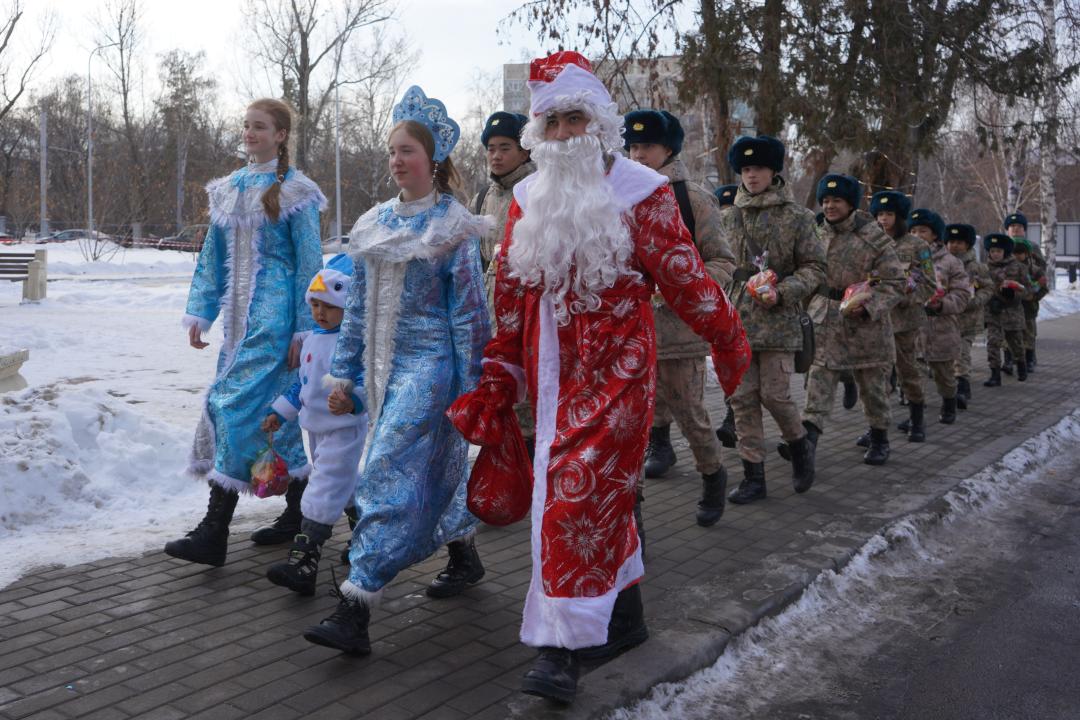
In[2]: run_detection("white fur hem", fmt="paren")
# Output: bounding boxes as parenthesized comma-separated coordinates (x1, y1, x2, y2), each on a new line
(339, 580, 383, 608)
(271, 396, 300, 422)
(181, 314, 212, 333)
(207, 471, 250, 495)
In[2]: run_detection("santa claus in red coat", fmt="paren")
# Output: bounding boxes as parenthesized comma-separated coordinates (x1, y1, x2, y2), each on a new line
(448, 51, 749, 703)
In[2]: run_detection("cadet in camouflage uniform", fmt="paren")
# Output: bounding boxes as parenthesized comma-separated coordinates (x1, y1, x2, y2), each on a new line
(469, 112, 537, 452)
(946, 224, 992, 404)
(914, 214, 971, 426)
(628, 110, 737, 527)
(868, 194, 936, 444)
(982, 233, 1031, 386)
(712, 184, 739, 450)
(718, 135, 826, 505)
(1004, 212, 1048, 372)
(802, 174, 904, 465)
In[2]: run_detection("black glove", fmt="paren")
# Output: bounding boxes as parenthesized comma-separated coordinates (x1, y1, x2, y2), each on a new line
(1001, 287, 1015, 301)
(988, 296, 1004, 315)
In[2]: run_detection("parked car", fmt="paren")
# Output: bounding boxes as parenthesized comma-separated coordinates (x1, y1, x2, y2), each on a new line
(322, 235, 350, 252)
(41, 229, 114, 244)
(158, 224, 209, 252)
(0, 232, 18, 245)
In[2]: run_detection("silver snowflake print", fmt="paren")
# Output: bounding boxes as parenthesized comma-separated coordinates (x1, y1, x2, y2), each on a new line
(556, 514, 606, 563)
(604, 399, 639, 441)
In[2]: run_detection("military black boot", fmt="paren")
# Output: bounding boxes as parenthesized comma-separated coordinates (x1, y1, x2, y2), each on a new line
(339, 505, 358, 565)
(303, 591, 371, 655)
(789, 422, 818, 493)
(426, 536, 485, 598)
(267, 533, 322, 596)
(577, 584, 649, 662)
(856, 428, 872, 447)
(250, 478, 307, 545)
(1016, 359, 1028, 382)
(643, 425, 676, 478)
(1002, 349, 1014, 376)
(1026, 348, 1036, 370)
(727, 460, 766, 505)
(164, 483, 239, 567)
(695, 468, 728, 527)
(842, 380, 859, 410)
(907, 403, 926, 442)
(521, 647, 580, 704)
(984, 368, 1002, 387)
(715, 401, 737, 448)
(955, 377, 969, 410)
(863, 428, 890, 466)
(938, 397, 957, 425)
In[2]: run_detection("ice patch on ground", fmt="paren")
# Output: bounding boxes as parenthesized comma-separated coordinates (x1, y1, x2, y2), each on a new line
(610, 409, 1080, 720)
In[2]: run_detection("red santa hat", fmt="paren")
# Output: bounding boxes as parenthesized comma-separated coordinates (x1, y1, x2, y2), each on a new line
(527, 51, 613, 116)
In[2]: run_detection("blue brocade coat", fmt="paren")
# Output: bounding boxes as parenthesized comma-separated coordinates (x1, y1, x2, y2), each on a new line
(331, 191, 491, 599)
(183, 160, 326, 491)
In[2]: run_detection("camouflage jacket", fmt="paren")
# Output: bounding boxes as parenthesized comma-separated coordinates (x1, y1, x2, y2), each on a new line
(653, 159, 737, 359)
(889, 233, 937, 334)
(1020, 251, 1049, 304)
(807, 210, 904, 370)
(955, 249, 993, 336)
(986, 256, 1031, 331)
(922, 245, 971, 363)
(716, 177, 826, 353)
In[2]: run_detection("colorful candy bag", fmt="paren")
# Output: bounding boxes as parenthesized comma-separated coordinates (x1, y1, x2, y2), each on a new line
(839, 279, 874, 316)
(251, 434, 290, 498)
(746, 251, 778, 304)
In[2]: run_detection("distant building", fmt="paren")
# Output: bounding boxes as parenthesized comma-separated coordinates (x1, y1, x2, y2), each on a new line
(502, 56, 755, 188)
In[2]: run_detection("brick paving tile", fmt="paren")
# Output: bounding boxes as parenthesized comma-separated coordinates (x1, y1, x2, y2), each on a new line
(2, 315, 1078, 719)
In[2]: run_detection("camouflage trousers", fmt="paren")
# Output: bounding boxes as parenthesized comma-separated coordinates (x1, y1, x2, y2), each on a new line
(927, 361, 956, 400)
(653, 357, 722, 474)
(954, 331, 976, 379)
(986, 319, 1024, 369)
(730, 351, 806, 464)
(804, 364, 891, 433)
(1023, 301, 1038, 350)
(893, 329, 925, 405)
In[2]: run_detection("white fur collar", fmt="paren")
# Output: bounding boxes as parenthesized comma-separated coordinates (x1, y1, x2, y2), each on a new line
(206, 167, 327, 229)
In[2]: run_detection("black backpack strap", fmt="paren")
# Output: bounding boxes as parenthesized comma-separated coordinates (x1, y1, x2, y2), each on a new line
(672, 180, 696, 242)
(473, 184, 490, 215)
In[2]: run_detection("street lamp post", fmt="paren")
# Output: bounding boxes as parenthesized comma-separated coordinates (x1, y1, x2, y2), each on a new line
(87, 42, 118, 237)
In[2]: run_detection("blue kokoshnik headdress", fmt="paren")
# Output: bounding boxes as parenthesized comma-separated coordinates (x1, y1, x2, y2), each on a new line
(392, 85, 460, 162)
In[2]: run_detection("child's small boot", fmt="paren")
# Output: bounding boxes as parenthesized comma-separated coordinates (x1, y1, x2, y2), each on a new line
(339, 505, 358, 565)
(267, 533, 323, 596)
(250, 478, 307, 545)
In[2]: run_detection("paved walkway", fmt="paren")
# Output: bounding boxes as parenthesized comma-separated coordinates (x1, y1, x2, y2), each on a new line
(2, 314, 1079, 720)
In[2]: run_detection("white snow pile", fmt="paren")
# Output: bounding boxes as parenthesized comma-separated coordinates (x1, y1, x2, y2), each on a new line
(1037, 271, 1080, 320)
(610, 409, 1080, 720)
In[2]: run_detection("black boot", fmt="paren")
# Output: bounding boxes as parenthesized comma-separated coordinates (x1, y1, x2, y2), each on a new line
(340, 505, 358, 565)
(984, 368, 1002, 387)
(938, 397, 957, 425)
(1016, 359, 1028, 382)
(164, 483, 239, 567)
(695, 468, 728, 527)
(303, 591, 371, 655)
(715, 401, 737, 449)
(1026, 348, 1036, 369)
(896, 414, 911, 433)
(842, 380, 859, 410)
(426, 536, 484, 598)
(633, 496, 646, 560)
(727, 460, 766, 505)
(856, 428, 872, 447)
(267, 533, 322, 596)
(955, 377, 969, 410)
(907, 403, 926, 442)
(521, 647, 579, 704)
(789, 424, 817, 493)
(643, 425, 676, 478)
(577, 584, 649, 662)
(1002, 350, 1014, 375)
(250, 478, 307, 545)
(863, 428, 890, 466)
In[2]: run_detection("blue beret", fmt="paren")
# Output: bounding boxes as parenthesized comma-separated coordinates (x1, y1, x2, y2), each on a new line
(870, 191, 911, 220)
(1003, 212, 1028, 231)
(728, 135, 785, 173)
(623, 110, 684, 155)
(907, 207, 945, 241)
(983, 232, 1013, 255)
(816, 173, 861, 209)
(945, 223, 977, 247)
(714, 184, 738, 207)
(480, 112, 528, 147)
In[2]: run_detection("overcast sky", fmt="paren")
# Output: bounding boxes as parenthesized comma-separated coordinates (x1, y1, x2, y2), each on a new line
(26, 0, 544, 121)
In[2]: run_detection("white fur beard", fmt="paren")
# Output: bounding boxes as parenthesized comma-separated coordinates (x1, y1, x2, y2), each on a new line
(508, 134, 637, 325)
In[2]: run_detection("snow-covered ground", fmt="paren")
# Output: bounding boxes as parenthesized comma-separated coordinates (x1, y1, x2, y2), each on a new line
(1, 243, 1079, 589)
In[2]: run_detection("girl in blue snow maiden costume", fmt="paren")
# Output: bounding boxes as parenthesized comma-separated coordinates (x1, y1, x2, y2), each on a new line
(302, 86, 491, 655)
(164, 98, 325, 568)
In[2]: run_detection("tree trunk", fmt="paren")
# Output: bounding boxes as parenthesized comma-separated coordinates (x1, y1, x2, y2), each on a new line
(755, 0, 783, 136)
(1039, 0, 1058, 290)
(176, 132, 187, 232)
(1006, 135, 1026, 214)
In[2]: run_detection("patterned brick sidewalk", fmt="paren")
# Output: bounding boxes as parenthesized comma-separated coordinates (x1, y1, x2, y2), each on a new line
(2, 313, 1078, 720)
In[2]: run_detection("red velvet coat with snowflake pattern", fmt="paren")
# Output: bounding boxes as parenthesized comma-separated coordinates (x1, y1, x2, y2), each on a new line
(480, 182, 749, 606)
